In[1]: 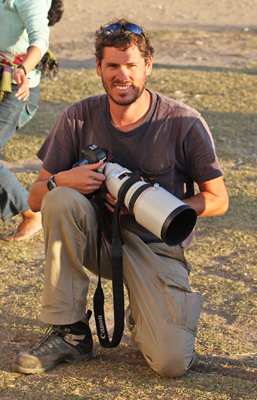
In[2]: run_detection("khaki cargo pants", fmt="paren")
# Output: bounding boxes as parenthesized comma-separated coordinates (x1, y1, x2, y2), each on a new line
(40, 187, 203, 378)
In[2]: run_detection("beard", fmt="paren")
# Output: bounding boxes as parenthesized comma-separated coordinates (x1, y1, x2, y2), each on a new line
(101, 77, 146, 106)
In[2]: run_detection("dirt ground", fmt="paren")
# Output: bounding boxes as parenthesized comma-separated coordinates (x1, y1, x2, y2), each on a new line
(1, 1, 257, 384)
(49, 0, 257, 69)
(3, 0, 256, 175)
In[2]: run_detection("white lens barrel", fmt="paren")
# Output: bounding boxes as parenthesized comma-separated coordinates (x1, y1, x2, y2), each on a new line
(102, 163, 131, 198)
(125, 183, 196, 245)
(102, 163, 197, 246)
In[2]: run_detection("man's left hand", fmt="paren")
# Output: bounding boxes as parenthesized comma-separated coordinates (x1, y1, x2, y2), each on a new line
(104, 193, 130, 215)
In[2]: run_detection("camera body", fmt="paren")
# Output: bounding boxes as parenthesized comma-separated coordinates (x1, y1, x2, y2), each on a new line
(73, 144, 197, 246)
(73, 144, 109, 168)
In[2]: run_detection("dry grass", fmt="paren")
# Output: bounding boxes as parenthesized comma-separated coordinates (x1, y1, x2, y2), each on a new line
(0, 57, 257, 399)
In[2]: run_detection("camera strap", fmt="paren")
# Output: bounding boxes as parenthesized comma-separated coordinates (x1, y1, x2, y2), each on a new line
(93, 171, 141, 348)
(93, 194, 125, 348)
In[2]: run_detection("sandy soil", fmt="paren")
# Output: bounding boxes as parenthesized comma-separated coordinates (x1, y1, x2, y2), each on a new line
(2, 0, 255, 176)
(49, 0, 257, 69)
(1, 2, 256, 379)
(2, 0, 257, 188)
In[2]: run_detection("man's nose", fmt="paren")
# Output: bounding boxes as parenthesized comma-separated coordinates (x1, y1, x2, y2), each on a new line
(116, 67, 129, 81)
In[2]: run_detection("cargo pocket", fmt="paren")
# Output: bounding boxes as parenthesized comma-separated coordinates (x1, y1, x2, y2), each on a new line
(17, 100, 38, 129)
(158, 273, 203, 336)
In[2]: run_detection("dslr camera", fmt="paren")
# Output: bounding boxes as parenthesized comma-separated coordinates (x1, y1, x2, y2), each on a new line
(73, 144, 197, 246)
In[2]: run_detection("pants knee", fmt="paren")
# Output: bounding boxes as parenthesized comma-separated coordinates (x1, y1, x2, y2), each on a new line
(41, 187, 97, 235)
(144, 342, 195, 378)
(133, 323, 197, 379)
(41, 187, 92, 217)
(42, 187, 77, 210)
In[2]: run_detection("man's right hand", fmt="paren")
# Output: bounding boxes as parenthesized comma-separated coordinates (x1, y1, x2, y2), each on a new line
(61, 160, 105, 195)
(28, 160, 105, 212)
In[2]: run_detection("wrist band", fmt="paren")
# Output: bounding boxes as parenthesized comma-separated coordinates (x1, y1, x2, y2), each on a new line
(16, 64, 27, 75)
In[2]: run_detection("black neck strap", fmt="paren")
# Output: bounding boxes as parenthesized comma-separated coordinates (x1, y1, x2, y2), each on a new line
(93, 171, 141, 348)
(93, 195, 124, 347)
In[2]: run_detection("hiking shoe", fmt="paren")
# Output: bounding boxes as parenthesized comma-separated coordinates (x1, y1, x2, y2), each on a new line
(13, 319, 93, 374)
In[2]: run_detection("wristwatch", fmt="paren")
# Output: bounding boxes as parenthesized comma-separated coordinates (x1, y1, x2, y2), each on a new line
(47, 174, 57, 191)
(16, 64, 27, 75)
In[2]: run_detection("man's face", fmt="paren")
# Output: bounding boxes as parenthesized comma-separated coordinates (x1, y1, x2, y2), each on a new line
(96, 45, 152, 106)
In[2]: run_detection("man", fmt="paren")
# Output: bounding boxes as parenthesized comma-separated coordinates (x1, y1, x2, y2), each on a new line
(13, 19, 229, 378)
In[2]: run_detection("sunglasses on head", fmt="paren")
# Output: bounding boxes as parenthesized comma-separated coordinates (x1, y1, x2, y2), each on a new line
(103, 23, 145, 37)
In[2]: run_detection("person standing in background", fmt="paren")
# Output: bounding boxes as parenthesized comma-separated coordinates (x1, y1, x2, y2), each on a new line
(0, 0, 64, 242)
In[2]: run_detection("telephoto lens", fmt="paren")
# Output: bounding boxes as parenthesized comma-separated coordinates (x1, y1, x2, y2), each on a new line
(99, 162, 197, 246)
(74, 144, 197, 246)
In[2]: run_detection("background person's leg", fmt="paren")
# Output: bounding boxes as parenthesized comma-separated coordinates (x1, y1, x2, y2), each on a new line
(0, 85, 42, 240)
(0, 85, 28, 220)
(0, 163, 29, 221)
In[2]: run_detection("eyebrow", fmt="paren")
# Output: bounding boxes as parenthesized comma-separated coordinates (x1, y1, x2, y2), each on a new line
(105, 61, 139, 67)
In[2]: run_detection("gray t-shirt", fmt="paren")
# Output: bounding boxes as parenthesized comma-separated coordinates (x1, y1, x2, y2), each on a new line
(38, 91, 223, 244)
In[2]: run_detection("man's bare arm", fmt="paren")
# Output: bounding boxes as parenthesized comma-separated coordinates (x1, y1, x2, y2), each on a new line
(28, 160, 105, 212)
(183, 176, 229, 217)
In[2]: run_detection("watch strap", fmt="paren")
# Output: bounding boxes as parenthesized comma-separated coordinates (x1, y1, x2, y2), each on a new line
(47, 174, 57, 191)
(16, 64, 27, 75)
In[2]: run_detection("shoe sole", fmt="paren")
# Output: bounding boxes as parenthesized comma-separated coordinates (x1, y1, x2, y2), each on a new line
(13, 351, 93, 374)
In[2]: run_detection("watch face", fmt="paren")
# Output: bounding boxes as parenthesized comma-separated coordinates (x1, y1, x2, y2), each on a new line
(47, 176, 56, 191)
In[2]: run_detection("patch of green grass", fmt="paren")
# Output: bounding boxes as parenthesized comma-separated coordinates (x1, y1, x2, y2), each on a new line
(149, 29, 257, 46)
(2, 67, 257, 164)
(0, 63, 257, 398)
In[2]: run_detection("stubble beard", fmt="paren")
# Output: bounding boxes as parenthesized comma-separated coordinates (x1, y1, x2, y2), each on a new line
(102, 77, 146, 106)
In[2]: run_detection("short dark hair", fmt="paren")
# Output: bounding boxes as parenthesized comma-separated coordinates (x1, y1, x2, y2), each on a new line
(94, 18, 154, 65)
(48, 0, 64, 26)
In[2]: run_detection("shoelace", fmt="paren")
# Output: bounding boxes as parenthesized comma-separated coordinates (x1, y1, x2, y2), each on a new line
(30, 325, 68, 354)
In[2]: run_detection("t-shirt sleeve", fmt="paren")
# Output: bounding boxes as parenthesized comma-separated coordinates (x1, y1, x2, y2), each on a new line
(37, 109, 78, 174)
(15, 0, 50, 57)
(183, 115, 223, 183)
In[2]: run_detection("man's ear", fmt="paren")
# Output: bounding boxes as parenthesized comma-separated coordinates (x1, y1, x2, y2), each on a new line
(96, 58, 102, 77)
(146, 56, 153, 77)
